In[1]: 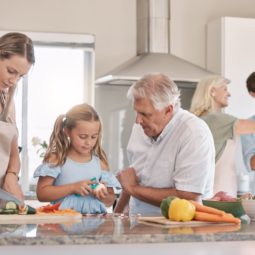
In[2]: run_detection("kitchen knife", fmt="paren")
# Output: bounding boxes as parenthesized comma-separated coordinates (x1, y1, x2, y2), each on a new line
(0, 188, 24, 206)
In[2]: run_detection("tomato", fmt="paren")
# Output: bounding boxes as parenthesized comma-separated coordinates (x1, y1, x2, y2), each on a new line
(39, 202, 61, 213)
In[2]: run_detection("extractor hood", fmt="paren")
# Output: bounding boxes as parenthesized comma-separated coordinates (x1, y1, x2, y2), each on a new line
(96, 0, 214, 86)
(95, 52, 214, 85)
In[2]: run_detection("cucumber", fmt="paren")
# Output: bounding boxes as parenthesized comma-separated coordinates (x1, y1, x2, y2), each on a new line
(18, 204, 36, 215)
(5, 201, 18, 210)
(0, 209, 19, 214)
(27, 205, 36, 215)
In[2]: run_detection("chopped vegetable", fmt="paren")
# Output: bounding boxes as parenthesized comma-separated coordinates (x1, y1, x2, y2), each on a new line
(5, 201, 18, 210)
(27, 205, 36, 214)
(36, 202, 61, 213)
(0, 209, 18, 214)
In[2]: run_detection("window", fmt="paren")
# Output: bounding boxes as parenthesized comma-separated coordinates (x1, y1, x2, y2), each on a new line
(0, 31, 95, 192)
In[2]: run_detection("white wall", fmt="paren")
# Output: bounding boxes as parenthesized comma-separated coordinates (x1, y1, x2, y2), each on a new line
(1, 0, 255, 78)
(170, 0, 255, 69)
(0, 0, 136, 77)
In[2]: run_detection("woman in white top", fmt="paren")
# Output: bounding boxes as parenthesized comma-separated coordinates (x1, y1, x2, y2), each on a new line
(190, 75, 255, 196)
(0, 32, 35, 201)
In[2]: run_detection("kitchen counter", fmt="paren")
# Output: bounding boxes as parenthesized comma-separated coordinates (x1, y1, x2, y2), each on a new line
(0, 214, 255, 255)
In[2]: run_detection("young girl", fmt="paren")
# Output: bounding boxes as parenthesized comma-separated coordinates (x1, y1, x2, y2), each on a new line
(34, 103, 121, 214)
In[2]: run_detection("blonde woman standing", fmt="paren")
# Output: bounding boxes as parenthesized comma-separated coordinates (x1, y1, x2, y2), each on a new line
(0, 32, 35, 201)
(190, 75, 255, 197)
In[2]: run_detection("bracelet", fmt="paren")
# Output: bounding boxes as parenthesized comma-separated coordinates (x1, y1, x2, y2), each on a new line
(6, 171, 20, 180)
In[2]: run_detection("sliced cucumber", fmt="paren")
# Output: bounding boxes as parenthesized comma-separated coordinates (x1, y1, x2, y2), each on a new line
(0, 209, 19, 214)
(5, 201, 18, 210)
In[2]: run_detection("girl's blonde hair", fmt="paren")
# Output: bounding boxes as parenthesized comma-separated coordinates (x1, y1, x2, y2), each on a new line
(0, 32, 35, 122)
(190, 75, 230, 117)
(43, 103, 108, 168)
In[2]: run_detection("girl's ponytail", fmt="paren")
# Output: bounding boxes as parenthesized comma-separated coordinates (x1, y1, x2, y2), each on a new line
(43, 114, 69, 166)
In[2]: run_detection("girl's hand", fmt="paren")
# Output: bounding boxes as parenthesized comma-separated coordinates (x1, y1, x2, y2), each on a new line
(73, 180, 94, 196)
(92, 183, 108, 200)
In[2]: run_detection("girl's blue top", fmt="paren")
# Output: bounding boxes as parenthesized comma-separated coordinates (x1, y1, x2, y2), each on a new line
(34, 155, 121, 214)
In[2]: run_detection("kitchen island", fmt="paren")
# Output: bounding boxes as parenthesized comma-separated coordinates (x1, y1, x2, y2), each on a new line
(0, 214, 255, 255)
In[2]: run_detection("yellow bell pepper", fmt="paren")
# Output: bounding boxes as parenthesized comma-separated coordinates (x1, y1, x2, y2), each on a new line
(168, 198, 195, 222)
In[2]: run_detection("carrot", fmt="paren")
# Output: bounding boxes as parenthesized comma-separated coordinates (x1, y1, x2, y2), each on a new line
(190, 200, 225, 216)
(194, 211, 241, 224)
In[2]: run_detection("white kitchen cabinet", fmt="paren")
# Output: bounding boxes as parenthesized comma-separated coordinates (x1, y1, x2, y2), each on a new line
(207, 16, 255, 118)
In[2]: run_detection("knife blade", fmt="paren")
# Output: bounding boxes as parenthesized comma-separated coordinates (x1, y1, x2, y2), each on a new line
(0, 188, 24, 206)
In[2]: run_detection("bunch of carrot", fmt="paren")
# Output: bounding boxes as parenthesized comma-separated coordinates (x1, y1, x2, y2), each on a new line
(190, 200, 241, 224)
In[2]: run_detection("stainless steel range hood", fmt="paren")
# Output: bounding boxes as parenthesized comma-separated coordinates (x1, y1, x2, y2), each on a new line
(96, 52, 213, 85)
(96, 0, 213, 86)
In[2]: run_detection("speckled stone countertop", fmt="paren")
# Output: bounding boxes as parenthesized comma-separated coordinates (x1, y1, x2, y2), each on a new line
(0, 214, 255, 246)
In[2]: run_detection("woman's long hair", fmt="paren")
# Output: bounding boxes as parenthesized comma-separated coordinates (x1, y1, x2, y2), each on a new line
(0, 32, 35, 121)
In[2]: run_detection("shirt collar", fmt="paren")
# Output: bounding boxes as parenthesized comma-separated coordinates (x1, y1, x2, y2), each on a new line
(151, 108, 183, 143)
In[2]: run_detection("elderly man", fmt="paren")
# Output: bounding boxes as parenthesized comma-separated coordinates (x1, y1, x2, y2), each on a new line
(114, 73, 215, 216)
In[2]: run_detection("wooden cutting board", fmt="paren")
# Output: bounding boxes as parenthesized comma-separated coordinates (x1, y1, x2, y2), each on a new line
(0, 213, 82, 224)
(137, 216, 234, 227)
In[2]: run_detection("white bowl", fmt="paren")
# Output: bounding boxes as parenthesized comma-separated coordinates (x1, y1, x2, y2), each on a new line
(241, 199, 255, 221)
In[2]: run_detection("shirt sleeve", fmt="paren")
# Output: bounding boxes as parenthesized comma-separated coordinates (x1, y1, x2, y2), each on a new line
(241, 116, 255, 172)
(202, 113, 238, 161)
(33, 163, 61, 179)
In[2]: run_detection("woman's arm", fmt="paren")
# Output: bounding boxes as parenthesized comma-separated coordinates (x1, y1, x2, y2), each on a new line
(235, 119, 255, 134)
(2, 137, 24, 201)
(36, 176, 93, 202)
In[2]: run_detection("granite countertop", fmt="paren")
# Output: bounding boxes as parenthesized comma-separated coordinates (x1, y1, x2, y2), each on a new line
(0, 214, 255, 246)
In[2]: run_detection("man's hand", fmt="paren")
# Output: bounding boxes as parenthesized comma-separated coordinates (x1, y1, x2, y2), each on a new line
(117, 167, 139, 195)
